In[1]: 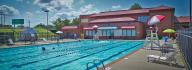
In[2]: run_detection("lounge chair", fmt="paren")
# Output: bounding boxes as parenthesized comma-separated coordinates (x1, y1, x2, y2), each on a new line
(145, 43, 175, 52)
(42, 38, 48, 42)
(147, 52, 177, 66)
(7, 38, 14, 45)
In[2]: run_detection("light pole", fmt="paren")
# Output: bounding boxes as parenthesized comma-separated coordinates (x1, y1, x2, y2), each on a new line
(42, 9, 49, 39)
(0, 8, 3, 26)
(27, 15, 31, 28)
(190, 0, 192, 27)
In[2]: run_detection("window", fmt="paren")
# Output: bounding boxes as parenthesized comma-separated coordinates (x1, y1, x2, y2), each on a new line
(114, 29, 122, 36)
(122, 30, 127, 36)
(127, 30, 131, 36)
(85, 31, 89, 36)
(106, 30, 110, 36)
(138, 16, 150, 23)
(81, 19, 89, 22)
(122, 29, 136, 36)
(131, 29, 136, 36)
(102, 30, 107, 36)
(85, 30, 94, 36)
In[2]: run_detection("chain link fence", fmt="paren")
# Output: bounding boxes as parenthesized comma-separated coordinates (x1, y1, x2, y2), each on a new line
(0, 32, 58, 44)
(177, 27, 192, 70)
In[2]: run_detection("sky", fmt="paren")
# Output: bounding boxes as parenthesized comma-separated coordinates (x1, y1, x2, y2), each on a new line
(0, 0, 190, 27)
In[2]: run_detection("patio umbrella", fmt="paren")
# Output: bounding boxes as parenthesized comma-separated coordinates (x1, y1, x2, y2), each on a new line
(92, 25, 99, 40)
(93, 25, 99, 29)
(163, 29, 176, 37)
(148, 15, 165, 26)
(56, 31, 63, 34)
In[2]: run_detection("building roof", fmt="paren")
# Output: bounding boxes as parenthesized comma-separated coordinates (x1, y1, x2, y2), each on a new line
(89, 17, 136, 23)
(175, 16, 192, 23)
(62, 26, 78, 29)
(121, 26, 135, 29)
(83, 27, 94, 30)
(90, 9, 149, 17)
(86, 6, 174, 17)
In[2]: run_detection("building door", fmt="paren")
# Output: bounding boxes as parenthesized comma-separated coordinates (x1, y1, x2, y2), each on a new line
(109, 29, 114, 39)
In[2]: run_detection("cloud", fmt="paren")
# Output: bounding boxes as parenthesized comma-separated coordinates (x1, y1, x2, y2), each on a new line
(34, 0, 52, 3)
(50, 4, 100, 21)
(50, 12, 69, 21)
(79, 0, 85, 4)
(26, 12, 33, 18)
(16, 0, 31, 4)
(34, 0, 74, 12)
(35, 10, 41, 14)
(80, 4, 94, 13)
(16, 0, 23, 2)
(112, 5, 121, 9)
(0, 5, 20, 16)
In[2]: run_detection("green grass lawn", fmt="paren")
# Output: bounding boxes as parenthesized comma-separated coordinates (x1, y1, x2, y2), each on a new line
(0, 27, 57, 39)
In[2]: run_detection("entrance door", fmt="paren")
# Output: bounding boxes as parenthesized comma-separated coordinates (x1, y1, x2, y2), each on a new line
(108, 29, 114, 39)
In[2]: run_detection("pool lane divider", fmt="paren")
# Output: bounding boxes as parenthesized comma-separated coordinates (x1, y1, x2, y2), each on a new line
(0, 40, 87, 58)
(2, 41, 112, 63)
(11, 41, 122, 68)
(0, 41, 85, 58)
(42, 42, 130, 70)
(87, 42, 144, 70)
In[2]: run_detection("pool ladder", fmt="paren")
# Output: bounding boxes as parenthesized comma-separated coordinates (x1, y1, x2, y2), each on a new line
(86, 59, 106, 70)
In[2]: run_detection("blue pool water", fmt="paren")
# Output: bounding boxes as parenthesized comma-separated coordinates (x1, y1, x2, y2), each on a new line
(0, 40, 144, 70)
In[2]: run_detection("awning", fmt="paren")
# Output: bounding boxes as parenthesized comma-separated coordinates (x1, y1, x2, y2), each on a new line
(98, 27, 118, 29)
(121, 26, 135, 29)
(83, 27, 94, 30)
(89, 17, 136, 23)
(62, 26, 78, 30)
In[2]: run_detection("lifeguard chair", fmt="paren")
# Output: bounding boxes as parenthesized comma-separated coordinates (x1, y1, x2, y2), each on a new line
(144, 15, 165, 49)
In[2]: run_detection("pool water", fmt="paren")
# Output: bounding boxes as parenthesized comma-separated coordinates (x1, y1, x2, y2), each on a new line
(0, 40, 144, 70)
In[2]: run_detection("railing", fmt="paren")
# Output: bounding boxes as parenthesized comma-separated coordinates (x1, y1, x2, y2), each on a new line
(0, 32, 58, 44)
(86, 59, 106, 70)
(177, 28, 192, 70)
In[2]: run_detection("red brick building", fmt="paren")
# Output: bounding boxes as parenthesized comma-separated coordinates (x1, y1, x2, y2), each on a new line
(175, 16, 192, 30)
(62, 6, 176, 39)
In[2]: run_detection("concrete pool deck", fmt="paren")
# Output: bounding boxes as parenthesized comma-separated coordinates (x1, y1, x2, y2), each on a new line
(104, 44, 186, 70)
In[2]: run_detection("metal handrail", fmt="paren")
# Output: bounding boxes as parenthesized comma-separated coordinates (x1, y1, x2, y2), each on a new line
(86, 59, 106, 70)
(86, 62, 99, 70)
(93, 59, 106, 70)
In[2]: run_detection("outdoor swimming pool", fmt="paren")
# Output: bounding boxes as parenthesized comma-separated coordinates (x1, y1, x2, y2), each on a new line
(0, 40, 144, 70)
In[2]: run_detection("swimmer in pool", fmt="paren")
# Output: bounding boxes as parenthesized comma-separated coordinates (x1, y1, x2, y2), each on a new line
(52, 47, 55, 50)
(42, 47, 46, 51)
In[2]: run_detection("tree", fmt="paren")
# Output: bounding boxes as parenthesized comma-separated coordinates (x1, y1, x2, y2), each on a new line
(34, 23, 46, 28)
(71, 18, 80, 25)
(130, 3, 142, 10)
(17, 25, 25, 29)
(63, 18, 71, 26)
(53, 18, 65, 30)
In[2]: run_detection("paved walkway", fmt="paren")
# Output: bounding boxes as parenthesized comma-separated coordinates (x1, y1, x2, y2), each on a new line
(105, 47, 186, 70)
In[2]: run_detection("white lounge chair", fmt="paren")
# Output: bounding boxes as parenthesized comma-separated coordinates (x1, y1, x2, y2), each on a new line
(41, 38, 48, 43)
(147, 52, 177, 66)
(8, 38, 14, 45)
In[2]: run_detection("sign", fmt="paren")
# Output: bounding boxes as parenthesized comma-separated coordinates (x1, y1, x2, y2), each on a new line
(12, 19, 24, 24)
